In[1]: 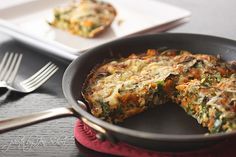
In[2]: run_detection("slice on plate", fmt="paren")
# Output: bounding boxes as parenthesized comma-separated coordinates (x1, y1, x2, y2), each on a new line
(49, 0, 116, 38)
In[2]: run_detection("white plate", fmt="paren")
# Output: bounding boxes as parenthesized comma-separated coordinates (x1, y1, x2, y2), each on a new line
(0, 0, 190, 60)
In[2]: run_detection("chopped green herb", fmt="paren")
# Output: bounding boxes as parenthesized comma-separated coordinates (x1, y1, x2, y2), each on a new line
(115, 105, 123, 115)
(156, 80, 164, 91)
(215, 110, 222, 119)
(215, 73, 222, 82)
(100, 101, 110, 117)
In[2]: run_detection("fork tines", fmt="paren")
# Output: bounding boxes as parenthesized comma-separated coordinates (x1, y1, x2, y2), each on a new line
(20, 62, 59, 91)
(0, 52, 23, 84)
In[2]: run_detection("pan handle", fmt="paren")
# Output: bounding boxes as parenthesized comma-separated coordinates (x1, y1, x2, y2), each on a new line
(0, 107, 76, 133)
(0, 105, 117, 143)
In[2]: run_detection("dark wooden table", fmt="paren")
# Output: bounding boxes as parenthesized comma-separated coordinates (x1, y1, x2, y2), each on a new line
(0, 0, 235, 156)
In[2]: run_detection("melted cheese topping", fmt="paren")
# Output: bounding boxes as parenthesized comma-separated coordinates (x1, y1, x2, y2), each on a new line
(91, 57, 176, 106)
(84, 53, 178, 121)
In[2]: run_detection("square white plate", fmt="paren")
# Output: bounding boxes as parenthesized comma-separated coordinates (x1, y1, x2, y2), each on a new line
(0, 0, 190, 60)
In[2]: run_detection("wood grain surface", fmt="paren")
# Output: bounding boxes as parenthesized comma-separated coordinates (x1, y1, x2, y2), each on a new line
(0, 0, 236, 156)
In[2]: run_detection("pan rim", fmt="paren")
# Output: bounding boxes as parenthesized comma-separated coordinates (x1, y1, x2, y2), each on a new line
(63, 33, 236, 142)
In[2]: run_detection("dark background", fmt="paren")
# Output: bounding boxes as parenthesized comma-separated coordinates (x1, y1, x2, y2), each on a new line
(0, 0, 235, 156)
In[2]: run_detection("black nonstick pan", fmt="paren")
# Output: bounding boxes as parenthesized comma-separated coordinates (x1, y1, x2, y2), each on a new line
(0, 33, 236, 151)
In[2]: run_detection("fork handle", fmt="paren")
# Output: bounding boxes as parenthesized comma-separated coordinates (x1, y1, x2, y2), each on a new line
(0, 107, 76, 133)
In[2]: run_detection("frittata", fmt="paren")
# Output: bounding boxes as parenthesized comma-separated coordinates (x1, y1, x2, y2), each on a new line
(83, 49, 236, 133)
(49, 0, 116, 38)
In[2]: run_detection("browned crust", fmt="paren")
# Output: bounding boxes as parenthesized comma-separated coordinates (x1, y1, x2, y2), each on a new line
(81, 58, 117, 104)
(87, 2, 117, 38)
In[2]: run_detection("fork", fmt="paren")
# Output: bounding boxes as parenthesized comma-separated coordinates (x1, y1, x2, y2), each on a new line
(0, 52, 59, 93)
(0, 52, 23, 87)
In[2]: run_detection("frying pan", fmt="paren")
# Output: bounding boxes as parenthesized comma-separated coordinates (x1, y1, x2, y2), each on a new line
(0, 33, 236, 151)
